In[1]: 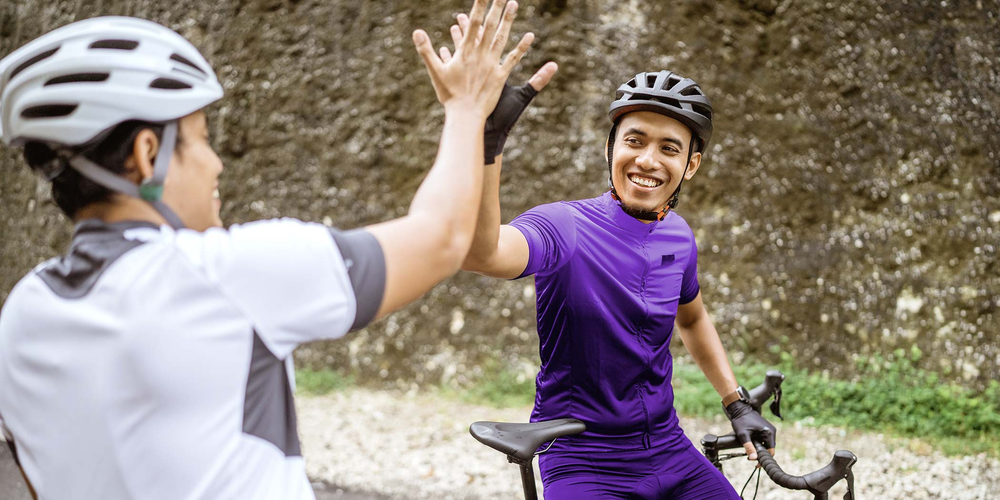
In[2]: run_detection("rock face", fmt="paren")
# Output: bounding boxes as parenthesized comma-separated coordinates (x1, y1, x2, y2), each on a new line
(1, 1, 997, 389)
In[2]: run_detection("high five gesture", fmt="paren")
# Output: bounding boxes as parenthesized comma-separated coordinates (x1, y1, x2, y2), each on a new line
(412, 0, 534, 117)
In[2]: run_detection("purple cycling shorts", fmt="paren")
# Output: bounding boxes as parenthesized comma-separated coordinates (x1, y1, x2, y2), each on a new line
(538, 426, 741, 500)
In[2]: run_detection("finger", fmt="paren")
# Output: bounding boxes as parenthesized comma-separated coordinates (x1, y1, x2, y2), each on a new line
(440, 46, 452, 63)
(456, 14, 484, 44)
(499, 32, 534, 74)
(743, 442, 757, 461)
(412, 30, 444, 86)
(527, 61, 558, 91)
(457, 13, 470, 36)
(768, 447, 776, 458)
(450, 24, 464, 47)
(490, 1, 518, 58)
(412, 30, 442, 68)
(462, 0, 487, 51)
(479, 0, 507, 52)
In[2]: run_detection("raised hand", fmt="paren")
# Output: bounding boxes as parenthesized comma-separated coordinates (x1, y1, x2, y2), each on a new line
(412, 0, 534, 118)
(441, 9, 558, 164)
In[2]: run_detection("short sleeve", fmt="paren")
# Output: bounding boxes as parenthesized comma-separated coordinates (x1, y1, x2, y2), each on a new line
(177, 218, 376, 359)
(327, 228, 386, 331)
(679, 235, 700, 304)
(508, 202, 577, 279)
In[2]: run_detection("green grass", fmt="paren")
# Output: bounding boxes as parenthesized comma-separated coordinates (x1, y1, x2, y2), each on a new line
(295, 348, 1000, 456)
(295, 367, 354, 395)
(672, 348, 1000, 457)
(457, 367, 537, 408)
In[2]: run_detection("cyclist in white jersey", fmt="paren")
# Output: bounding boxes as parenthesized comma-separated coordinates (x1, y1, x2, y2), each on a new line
(0, 1, 543, 498)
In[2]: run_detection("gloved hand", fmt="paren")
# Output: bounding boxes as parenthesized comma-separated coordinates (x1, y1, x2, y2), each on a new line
(483, 81, 537, 164)
(441, 13, 558, 164)
(726, 400, 777, 461)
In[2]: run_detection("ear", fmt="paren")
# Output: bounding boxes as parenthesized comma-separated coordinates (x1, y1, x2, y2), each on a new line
(125, 129, 160, 184)
(684, 151, 703, 180)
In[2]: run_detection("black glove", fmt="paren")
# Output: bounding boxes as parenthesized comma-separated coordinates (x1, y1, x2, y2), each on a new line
(484, 81, 538, 165)
(726, 400, 777, 450)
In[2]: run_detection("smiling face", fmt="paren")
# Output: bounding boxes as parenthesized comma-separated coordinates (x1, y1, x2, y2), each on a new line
(160, 111, 224, 231)
(609, 111, 702, 219)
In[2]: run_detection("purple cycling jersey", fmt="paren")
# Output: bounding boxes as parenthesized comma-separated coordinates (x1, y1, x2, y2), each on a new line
(510, 191, 700, 448)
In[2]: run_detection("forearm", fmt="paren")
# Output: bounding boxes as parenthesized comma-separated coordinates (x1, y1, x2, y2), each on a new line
(678, 309, 738, 398)
(461, 154, 504, 270)
(408, 106, 486, 253)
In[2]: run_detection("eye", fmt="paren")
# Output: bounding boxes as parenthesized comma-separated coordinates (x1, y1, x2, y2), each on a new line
(662, 145, 679, 154)
(625, 137, 641, 146)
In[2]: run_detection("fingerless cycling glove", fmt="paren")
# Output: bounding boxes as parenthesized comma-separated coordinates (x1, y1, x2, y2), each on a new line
(484, 81, 538, 164)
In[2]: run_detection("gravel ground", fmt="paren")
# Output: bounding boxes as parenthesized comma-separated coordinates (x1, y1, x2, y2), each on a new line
(298, 388, 1000, 500)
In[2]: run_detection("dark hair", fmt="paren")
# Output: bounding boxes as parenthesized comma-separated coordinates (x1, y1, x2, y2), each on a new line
(22, 120, 174, 218)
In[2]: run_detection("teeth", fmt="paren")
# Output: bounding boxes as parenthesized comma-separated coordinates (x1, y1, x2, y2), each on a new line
(628, 174, 662, 188)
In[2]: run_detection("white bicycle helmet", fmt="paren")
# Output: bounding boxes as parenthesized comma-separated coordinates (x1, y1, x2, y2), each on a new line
(0, 16, 224, 227)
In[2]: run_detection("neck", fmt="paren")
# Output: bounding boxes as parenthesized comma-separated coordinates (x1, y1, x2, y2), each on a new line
(74, 195, 169, 226)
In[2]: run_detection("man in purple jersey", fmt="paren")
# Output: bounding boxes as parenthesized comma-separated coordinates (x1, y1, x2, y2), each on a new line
(458, 53, 778, 500)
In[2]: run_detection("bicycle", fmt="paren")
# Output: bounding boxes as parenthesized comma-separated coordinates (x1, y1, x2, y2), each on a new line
(469, 370, 858, 500)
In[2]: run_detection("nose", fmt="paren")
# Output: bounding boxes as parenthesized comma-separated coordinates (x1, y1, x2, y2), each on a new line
(635, 146, 657, 170)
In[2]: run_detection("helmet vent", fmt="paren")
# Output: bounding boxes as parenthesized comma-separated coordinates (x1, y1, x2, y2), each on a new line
(645, 74, 657, 88)
(693, 103, 712, 120)
(21, 104, 78, 119)
(150, 78, 192, 90)
(649, 96, 681, 108)
(679, 86, 702, 96)
(667, 76, 681, 89)
(169, 53, 206, 75)
(9, 48, 60, 80)
(171, 67, 207, 81)
(44, 73, 110, 86)
(89, 39, 139, 50)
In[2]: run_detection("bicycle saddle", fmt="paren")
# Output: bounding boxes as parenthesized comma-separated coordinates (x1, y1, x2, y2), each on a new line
(469, 419, 586, 462)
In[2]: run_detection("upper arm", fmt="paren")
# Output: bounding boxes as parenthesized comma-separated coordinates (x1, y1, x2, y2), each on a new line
(466, 224, 531, 279)
(676, 291, 705, 329)
(365, 213, 466, 320)
(183, 219, 361, 359)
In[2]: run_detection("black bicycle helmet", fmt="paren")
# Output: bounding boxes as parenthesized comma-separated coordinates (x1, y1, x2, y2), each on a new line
(605, 70, 714, 220)
(609, 70, 713, 152)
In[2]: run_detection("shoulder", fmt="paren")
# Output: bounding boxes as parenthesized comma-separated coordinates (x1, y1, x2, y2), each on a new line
(168, 218, 343, 283)
(173, 218, 333, 258)
(516, 200, 576, 222)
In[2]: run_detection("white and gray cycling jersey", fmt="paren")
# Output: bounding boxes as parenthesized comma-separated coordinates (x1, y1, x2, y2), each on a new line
(0, 217, 386, 500)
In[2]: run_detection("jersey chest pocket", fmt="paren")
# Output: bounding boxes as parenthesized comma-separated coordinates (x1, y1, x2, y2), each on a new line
(647, 253, 685, 294)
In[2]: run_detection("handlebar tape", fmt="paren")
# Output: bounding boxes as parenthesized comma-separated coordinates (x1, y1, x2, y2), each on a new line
(754, 443, 810, 491)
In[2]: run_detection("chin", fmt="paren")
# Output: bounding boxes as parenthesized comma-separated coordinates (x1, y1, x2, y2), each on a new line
(619, 191, 665, 211)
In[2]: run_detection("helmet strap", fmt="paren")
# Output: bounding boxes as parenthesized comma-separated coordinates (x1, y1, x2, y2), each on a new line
(64, 120, 186, 229)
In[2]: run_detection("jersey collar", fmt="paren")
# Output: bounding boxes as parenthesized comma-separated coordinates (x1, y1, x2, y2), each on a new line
(601, 191, 670, 232)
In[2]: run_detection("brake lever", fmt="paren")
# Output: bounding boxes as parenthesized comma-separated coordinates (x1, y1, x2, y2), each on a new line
(844, 469, 855, 500)
(769, 386, 784, 420)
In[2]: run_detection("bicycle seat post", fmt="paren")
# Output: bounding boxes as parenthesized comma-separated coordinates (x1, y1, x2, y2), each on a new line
(511, 457, 538, 500)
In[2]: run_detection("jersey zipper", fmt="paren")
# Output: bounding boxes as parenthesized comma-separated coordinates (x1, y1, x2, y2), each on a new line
(634, 222, 657, 446)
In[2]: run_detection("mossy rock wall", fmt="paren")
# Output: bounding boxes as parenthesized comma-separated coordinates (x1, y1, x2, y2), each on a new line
(1, 0, 997, 389)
